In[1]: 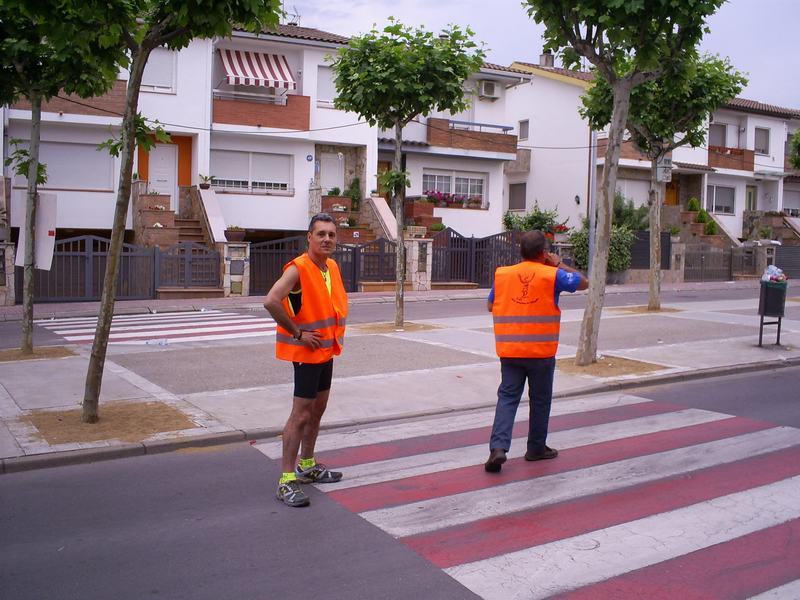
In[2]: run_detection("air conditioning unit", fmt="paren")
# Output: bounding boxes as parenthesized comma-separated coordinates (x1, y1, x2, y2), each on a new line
(479, 80, 499, 99)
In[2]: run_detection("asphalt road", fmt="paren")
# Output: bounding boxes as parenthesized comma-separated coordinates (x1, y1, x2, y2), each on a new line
(1, 367, 797, 600)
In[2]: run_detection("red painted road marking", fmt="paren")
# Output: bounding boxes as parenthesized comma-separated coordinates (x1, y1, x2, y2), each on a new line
(402, 445, 800, 568)
(328, 417, 773, 513)
(552, 518, 800, 600)
(321, 401, 688, 468)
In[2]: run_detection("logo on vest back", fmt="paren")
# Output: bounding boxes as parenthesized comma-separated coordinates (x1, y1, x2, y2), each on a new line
(512, 272, 539, 304)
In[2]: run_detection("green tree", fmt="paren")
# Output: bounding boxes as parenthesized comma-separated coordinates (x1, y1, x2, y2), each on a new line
(790, 130, 800, 170)
(82, 0, 282, 424)
(0, 0, 124, 355)
(331, 19, 485, 328)
(582, 54, 745, 310)
(524, 0, 725, 365)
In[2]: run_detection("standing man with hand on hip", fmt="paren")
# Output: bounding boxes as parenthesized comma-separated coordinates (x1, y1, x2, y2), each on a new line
(264, 213, 348, 507)
(484, 230, 588, 473)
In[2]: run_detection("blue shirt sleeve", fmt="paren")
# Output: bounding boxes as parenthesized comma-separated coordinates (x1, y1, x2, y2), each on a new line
(555, 269, 581, 295)
(488, 284, 495, 304)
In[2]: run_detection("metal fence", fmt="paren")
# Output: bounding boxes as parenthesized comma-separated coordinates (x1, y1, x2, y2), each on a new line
(432, 228, 522, 287)
(155, 242, 220, 288)
(732, 246, 758, 277)
(629, 231, 672, 270)
(14, 235, 154, 303)
(683, 244, 732, 282)
(249, 237, 395, 295)
(776, 245, 800, 278)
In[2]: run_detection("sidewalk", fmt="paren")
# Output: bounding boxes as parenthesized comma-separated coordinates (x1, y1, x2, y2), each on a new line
(1, 280, 798, 473)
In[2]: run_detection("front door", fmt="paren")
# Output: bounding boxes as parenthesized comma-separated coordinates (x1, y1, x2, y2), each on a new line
(320, 152, 344, 195)
(746, 185, 758, 211)
(149, 144, 179, 211)
(665, 181, 679, 206)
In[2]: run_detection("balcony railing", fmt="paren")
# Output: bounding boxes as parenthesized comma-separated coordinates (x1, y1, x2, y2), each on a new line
(212, 94, 310, 130)
(708, 145, 755, 171)
(426, 117, 517, 154)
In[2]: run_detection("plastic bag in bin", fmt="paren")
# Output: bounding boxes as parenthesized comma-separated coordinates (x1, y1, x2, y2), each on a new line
(761, 265, 787, 283)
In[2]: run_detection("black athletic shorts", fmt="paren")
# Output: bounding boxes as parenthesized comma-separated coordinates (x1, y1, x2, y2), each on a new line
(292, 359, 334, 399)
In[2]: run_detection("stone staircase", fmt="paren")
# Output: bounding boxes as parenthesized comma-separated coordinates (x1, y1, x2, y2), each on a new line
(322, 195, 379, 244)
(175, 218, 206, 244)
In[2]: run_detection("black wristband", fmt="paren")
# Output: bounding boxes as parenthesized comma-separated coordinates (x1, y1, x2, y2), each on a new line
(293, 329, 303, 341)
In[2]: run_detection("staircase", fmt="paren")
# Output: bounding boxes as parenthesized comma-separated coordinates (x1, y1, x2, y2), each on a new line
(175, 218, 206, 244)
(322, 195, 378, 244)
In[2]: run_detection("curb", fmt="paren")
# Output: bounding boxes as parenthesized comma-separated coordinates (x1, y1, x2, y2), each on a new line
(3, 355, 798, 474)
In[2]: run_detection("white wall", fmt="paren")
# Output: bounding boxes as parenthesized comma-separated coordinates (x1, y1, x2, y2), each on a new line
(505, 75, 590, 231)
(210, 132, 313, 231)
(705, 174, 747, 237)
(745, 114, 786, 174)
(7, 121, 129, 230)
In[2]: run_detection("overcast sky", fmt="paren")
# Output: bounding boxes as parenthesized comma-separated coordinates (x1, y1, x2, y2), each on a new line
(287, 0, 799, 109)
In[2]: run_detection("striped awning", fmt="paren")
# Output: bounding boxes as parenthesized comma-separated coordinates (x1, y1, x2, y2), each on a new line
(218, 49, 296, 89)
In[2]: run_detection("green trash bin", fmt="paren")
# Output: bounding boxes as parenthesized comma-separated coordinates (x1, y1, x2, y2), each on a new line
(758, 280, 788, 346)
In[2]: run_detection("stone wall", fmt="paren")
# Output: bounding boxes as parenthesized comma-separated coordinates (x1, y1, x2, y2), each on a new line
(0, 242, 15, 305)
(315, 144, 366, 198)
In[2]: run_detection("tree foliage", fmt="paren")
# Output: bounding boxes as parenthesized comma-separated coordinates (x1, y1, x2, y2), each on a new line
(581, 54, 747, 160)
(331, 19, 485, 328)
(613, 192, 649, 231)
(790, 130, 800, 170)
(331, 18, 485, 130)
(569, 225, 634, 273)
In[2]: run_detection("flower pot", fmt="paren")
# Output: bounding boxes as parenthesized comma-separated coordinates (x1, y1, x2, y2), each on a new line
(224, 229, 246, 242)
(199, 183, 211, 190)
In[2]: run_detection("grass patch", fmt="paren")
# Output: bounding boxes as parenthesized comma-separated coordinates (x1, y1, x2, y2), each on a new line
(0, 346, 76, 362)
(557, 355, 668, 378)
(23, 401, 196, 444)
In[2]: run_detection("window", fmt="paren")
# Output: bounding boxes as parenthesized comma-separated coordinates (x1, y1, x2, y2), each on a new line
(422, 172, 451, 194)
(210, 149, 292, 193)
(755, 127, 770, 155)
(454, 176, 484, 201)
(316, 65, 336, 105)
(142, 47, 176, 92)
(509, 183, 526, 211)
(12, 141, 114, 191)
(518, 120, 529, 141)
(709, 123, 727, 147)
(706, 184, 735, 214)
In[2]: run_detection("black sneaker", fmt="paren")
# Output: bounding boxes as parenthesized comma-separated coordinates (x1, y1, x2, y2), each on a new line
(484, 448, 507, 473)
(525, 446, 559, 461)
(276, 480, 310, 507)
(295, 462, 343, 484)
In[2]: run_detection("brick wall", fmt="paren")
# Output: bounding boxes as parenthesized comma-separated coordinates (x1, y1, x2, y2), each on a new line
(11, 80, 127, 117)
(213, 94, 310, 130)
(427, 118, 516, 154)
(708, 147, 755, 171)
(596, 137, 650, 162)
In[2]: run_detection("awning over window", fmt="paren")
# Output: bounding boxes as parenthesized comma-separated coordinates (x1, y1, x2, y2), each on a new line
(218, 49, 296, 89)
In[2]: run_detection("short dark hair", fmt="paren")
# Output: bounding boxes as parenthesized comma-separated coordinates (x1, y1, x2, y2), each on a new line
(520, 230, 547, 260)
(308, 212, 335, 232)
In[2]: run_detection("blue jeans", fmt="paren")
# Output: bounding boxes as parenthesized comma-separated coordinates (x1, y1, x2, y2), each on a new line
(489, 356, 556, 454)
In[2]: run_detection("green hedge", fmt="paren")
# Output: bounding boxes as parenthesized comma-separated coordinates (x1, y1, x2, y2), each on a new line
(569, 225, 634, 273)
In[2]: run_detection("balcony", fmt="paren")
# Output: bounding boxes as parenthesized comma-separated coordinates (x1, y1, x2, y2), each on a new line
(11, 79, 128, 118)
(426, 118, 517, 154)
(212, 93, 310, 130)
(708, 146, 755, 171)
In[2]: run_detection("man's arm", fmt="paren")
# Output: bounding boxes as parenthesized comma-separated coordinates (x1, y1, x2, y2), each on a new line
(545, 252, 588, 291)
(264, 265, 321, 348)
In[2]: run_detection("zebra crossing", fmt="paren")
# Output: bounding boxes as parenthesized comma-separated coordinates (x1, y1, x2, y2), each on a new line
(255, 394, 800, 599)
(35, 310, 277, 345)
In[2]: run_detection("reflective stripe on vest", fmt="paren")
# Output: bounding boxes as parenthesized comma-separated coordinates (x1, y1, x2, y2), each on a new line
(275, 254, 348, 364)
(492, 261, 561, 358)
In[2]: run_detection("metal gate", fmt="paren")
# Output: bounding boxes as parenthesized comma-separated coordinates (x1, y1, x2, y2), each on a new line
(155, 242, 220, 288)
(14, 235, 154, 303)
(432, 228, 521, 287)
(629, 231, 672, 270)
(683, 244, 732, 282)
(776, 245, 800, 278)
(249, 237, 394, 295)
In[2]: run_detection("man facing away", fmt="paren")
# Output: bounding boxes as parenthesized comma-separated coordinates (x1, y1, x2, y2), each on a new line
(264, 213, 348, 507)
(484, 230, 588, 473)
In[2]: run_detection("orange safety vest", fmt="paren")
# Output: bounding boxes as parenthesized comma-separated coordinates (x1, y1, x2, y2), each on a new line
(275, 253, 348, 364)
(492, 261, 561, 358)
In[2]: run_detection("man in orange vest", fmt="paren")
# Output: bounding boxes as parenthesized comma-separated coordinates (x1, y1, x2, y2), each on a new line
(264, 213, 348, 507)
(484, 230, 588, 473)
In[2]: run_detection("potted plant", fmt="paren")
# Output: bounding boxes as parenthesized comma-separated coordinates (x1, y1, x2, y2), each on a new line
(224, 225, 245, 242)
(199, 174, 214, 190)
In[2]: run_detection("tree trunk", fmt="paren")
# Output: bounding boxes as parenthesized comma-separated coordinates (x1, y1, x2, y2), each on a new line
(647, 158, 662, 311)
(393, 122, 405, 329)
(82, 49, 150, 423)
(575, 80, 632, 366)
(20, 93, 41, 355)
